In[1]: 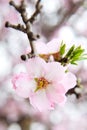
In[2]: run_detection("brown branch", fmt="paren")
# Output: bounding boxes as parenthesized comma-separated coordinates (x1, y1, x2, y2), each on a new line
(66, 79, 82, 99)
(66, 85, 81, 99)
(5, 0, 42, 59)
(27, 0, 42, 24)
(5, 22, 26, 33)
(44, 0, 84, 39)
(56, 0, 84, 29)
(9, 1, 20, 12)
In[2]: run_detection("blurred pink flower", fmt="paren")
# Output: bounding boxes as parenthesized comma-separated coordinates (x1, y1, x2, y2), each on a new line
(0, 122, 7, 130)
(12, 57, 76, 111)
(34, 38, 61, 54)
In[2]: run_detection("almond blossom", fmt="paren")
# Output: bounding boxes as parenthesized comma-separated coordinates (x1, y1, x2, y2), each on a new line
(26, 38, 61, 61)
(34, 38, 61, 55)
(12, 57, 76, 111)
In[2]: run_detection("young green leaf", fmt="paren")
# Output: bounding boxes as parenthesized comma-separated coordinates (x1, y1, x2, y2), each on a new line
(60, 41, 66, 56)
(65, 45, 75, 58)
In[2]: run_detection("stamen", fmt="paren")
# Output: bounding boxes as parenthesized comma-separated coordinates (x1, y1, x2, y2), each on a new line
(34, 77, 49, 92)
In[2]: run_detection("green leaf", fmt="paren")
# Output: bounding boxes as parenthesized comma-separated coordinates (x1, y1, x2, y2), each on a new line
(71, 61, 78, 65)
(70, 53, 87, 64)
(72, 48, 84, 57)
(65, 45, 75, 58)
(69, 46, 85, 61)
(71, 52, 83, 61)
(59, 43, 87, 66)
(60, 41, 66, 56)
(73, 46, 82, 54)
(76, 57, 87, 61)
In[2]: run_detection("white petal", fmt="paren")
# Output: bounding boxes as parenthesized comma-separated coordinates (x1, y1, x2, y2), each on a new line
(34, 41, 48, 54)
(46, 85, 66, 105)
(29, 90, 52, 112)
(45, 62, 66, 82)
(61, 72, 77, 92)
(47, 38, 60, 53)
(26, 57, 46, 78)
(12, 73, 36, 98)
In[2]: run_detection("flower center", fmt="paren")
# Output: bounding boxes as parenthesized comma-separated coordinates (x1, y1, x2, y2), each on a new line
(34, 77, 49, 92)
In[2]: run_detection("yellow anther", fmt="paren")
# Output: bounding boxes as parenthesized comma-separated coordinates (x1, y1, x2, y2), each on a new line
(34, 77, 49, 92)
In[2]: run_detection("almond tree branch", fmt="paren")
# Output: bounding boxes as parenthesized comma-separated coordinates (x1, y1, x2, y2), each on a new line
(56, 0, 84, 29)
(5, 22, 26, 32)
(27, 0, 42, 24)
(5, 0, 42, 58)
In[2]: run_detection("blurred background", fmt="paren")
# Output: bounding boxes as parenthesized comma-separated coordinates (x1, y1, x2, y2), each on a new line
(0, 0, 87, 130)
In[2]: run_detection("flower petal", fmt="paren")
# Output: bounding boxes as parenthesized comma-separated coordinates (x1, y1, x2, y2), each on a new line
(34, 38, 61, 54)
(53, 83, 66, 94)
(47, 38, 60, 53)
(26, 57, 46, 78)
(46, 85, 66, 105)
(12, 72, 36, 98)
(34, 42, 48, 54)
(45, 62, 66, 82)
(61, 72, 77, 92)
(29, 90, 53, 112)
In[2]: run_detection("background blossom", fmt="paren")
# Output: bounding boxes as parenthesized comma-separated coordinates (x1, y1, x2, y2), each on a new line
(0, 0, 87, 130)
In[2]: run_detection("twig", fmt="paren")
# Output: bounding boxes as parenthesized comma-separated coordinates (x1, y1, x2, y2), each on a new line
(56, 0, 84, 29)
(5, 22, 26, 32)
(66, 79, 82, 99)
(66, 85, 81, 99)
(5, 0, 42, 59)
(27, 0, 42, 24)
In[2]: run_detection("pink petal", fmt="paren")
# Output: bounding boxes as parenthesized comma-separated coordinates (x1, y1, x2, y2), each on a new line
(34, 38, 61, 54)
(12, 72, 36, 98)
(45, 62, 66, 82)
(26, 57, 46, 78)
(53, 83, 66, 94)
(34, 42, 48, 54)
(29, 90, 53, 112)
(61, 72, 77, 92)
(47, 38, 60, 53)
(46, 86, 66, 105)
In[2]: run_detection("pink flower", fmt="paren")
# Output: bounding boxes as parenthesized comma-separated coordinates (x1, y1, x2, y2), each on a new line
(26, 38, 62, 56)
(12, 57, 76, 111)
(34, 38, 61, 54)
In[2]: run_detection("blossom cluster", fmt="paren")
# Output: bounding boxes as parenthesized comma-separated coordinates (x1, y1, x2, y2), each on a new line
(12, 39, 77, 111)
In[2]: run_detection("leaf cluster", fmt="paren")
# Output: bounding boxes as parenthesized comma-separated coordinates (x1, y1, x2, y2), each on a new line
(59, 41, 87, 65)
